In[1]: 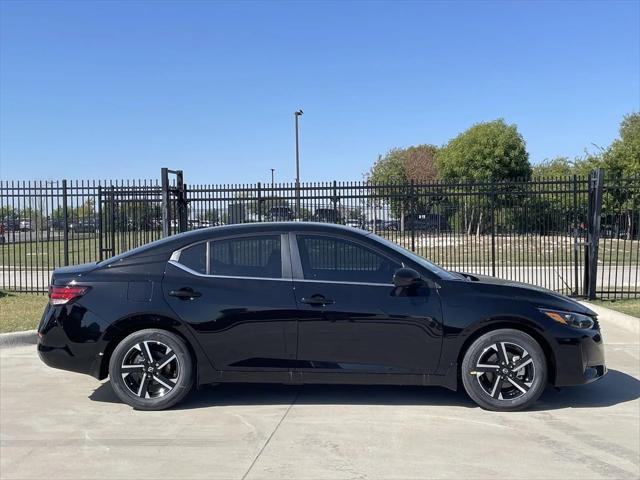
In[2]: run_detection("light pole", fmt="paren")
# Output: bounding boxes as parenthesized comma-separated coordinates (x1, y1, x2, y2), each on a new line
(294, 109, 303, 216)
(270, 168, 275, 189)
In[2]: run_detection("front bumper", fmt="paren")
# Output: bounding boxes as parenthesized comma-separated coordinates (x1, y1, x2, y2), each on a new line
(552, 326, 607, 387)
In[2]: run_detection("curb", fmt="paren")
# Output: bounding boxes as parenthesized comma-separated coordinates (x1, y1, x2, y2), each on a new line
(0, 330, 37, 348)
(580, 301, 640, 335)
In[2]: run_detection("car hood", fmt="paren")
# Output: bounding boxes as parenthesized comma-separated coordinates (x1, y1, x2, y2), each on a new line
(454, 272, 596, 316)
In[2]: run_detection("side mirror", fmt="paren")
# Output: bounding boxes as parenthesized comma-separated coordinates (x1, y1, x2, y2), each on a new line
(393, 267, 423, 288)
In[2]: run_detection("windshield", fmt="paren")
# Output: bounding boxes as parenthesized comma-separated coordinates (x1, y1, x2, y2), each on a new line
(370, 233, 458, 280)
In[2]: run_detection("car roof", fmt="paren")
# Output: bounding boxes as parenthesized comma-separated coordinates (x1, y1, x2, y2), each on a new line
(194, 221, 366, 237)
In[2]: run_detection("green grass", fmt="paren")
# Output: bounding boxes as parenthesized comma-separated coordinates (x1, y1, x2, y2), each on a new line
(590, 298, 640, 318)
(0, 231, 163, 267)
(378, 233, 639, 267)
(0, 290, 48, 333)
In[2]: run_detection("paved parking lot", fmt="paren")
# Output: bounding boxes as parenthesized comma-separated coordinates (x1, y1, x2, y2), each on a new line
(1, 319, 639, 480)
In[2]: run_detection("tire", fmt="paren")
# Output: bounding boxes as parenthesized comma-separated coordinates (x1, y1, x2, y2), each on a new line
(461, 329, 547, 412)
(108, 329, 194, 411)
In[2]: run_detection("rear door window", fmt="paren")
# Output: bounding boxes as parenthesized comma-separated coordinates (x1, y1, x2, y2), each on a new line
(210, 235, 282, 279)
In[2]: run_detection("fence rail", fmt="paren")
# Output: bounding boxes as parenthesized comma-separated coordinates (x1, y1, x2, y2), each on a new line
(1, 170, 638, 299)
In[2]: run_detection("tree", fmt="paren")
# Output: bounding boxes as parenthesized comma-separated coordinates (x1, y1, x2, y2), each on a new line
(403, 145, 439, 183)
(77, 198, 96, 219)
(367, 145, 439, 224)
(198, 209, 219, 223)
(532, 157, 575, 177)
(600, 113, 640, 239)
(367, 144, 439, 185)
(368, 149, 408, 185)
(437, 119, 531, 181)
(0, 206, 17, 220)
(602, 112, 640, 178)
(436, 120, 531, 235)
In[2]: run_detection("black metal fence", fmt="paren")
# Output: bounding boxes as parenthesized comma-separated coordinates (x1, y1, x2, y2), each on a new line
(1, 169, 638, 299)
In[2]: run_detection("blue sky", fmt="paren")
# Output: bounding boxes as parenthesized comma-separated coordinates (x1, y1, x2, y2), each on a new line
(0, 0, 638, 184)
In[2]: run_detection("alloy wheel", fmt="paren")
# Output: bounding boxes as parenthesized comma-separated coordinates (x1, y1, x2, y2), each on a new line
(120, 340, 180, 399)
(472, 341, 535, 401)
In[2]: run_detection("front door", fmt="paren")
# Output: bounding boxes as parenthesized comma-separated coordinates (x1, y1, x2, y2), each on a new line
(163, 233, 298, 371)
(291, 233, 443, 374)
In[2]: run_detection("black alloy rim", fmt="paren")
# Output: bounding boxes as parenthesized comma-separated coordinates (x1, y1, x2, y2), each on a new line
(472, 341, 535, 401)
(121, 341, 180, 399)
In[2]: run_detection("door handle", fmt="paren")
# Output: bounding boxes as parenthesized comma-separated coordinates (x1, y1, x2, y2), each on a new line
(169, 288, 202, 300)
(301, 295, 335, 307)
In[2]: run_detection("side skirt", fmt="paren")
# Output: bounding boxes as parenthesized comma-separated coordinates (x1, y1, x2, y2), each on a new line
(201, 369, 459, 391)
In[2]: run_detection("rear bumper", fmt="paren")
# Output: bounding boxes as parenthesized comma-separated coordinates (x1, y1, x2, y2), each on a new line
(553, 327, 607, 387)
(37, 304, 106, 379)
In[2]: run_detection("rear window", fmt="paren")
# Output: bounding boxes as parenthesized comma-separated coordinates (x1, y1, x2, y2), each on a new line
(177, 243, 207, 274)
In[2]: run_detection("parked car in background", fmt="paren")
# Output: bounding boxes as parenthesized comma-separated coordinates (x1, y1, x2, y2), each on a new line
(69, 220, 97, 233)
(2, 218, 21, 231)
(188, 219, 215, 229)
(38, 222, 606, 412)
(367, 219, 399, 232)
(267, 206, 295, 221)
(345, 219, 364, 229)
(51, 219, 66, 231)
(404, 213, 450, 233)
(19, 219, 33, 231)
(313, 208, 342, 224)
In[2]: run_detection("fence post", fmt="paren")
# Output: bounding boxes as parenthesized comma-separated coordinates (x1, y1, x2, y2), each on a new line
(572, 175, 579, 296)
(161, 168, 170, 237)
(587, 168, 604, 299)
(176, 171, 187, 233)
(62, 179, 69, 266)
(490, 182, 496, 277)
(257, 183, 262, 222)
(332, 180, 339, 223)
(410, 180, 416, 252)
(97, 186, 103, 261)
(109, 186, 116, 257)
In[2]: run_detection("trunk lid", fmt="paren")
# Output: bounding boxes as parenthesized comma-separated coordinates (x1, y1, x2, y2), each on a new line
(51, 262, 99, 285)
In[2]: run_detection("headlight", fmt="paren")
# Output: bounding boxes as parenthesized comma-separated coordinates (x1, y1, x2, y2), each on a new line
(540, 308, 595, 330)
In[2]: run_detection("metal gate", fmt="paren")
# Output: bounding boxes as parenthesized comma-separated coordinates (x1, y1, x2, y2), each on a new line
(98, 169, 188, 260)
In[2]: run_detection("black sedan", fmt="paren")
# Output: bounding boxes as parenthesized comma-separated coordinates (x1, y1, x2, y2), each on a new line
(38, 222, 606, 411)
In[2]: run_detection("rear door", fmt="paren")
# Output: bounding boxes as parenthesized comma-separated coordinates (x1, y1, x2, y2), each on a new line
(291, 232, 443, 374)
(162, 233, 298, 371)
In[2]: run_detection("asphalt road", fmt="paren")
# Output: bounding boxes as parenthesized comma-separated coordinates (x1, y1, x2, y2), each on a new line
(1, 320, 639, 480)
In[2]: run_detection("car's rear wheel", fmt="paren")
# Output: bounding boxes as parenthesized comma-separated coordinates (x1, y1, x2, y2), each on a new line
(461, 329, 547, 411)
(108, 329, 194, 411)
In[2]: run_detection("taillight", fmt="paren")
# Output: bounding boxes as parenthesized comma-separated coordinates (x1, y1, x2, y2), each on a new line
(48, 285, 89, 305)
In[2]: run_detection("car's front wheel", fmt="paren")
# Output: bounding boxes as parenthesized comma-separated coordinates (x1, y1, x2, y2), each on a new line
(461, 329, 547, 411)
(108, 329, 194, 410)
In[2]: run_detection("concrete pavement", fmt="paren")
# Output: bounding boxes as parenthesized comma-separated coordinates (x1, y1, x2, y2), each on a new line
(1, 319, 639, 479)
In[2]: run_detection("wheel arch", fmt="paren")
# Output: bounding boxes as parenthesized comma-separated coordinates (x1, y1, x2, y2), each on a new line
(455, 319, 557, 386)
(99, 314, 200, 381)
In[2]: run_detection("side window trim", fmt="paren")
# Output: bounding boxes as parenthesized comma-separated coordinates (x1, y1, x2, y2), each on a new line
(288, 232, 403, 284)
(170, 233, 291, 280)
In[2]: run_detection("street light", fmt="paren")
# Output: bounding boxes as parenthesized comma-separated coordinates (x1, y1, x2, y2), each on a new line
(294, 109, 303, 216)
(270, 168, 275, 188)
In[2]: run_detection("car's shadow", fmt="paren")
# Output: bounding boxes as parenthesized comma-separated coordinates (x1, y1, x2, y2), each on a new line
(89, 368, 639, 411)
